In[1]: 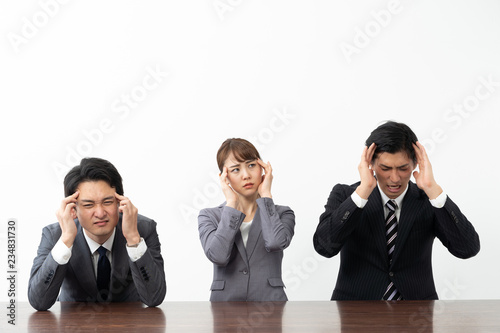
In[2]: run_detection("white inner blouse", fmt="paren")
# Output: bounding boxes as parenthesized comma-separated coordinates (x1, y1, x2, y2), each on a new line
(239, 220, 253, 247)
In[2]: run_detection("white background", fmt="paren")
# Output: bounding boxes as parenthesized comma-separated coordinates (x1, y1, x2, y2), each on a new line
(0, 0, 499, 303)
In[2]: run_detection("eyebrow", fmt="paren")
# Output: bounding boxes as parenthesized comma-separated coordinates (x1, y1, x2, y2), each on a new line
(80, 196, 114, 203)
(379, 163, 410, 169)
(228, 160, 256, 168)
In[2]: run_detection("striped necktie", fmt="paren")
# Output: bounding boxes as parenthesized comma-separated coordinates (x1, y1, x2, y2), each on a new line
(383, 200, 402, 300)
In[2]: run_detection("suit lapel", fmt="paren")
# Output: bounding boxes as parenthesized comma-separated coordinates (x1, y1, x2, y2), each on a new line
(392, 182, 423, 265)
(234, 231, 248, 264)
(245, 207, 262, 261)
(366, 188, 388, 263)
(70, 222, 98, 297)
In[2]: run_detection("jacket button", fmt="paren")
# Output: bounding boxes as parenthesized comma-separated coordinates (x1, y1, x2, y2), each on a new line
(389, 272, 394, 277)
(242, 270, 248, 275)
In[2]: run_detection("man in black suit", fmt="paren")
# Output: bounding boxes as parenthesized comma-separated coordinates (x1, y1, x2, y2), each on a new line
(28, 158, 166, 310)
(313, 121, 480, 300)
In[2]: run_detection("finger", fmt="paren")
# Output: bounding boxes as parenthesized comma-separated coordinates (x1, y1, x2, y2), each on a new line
(258, 159, 272, 175)
(257, 159, 271, 172)
(60, 192, 79, 212)
(219, 172, 231, 190)
(114, 192, 126, 201)
(62, 191, 79, 204)
(266, 161, 272, 172)
(415, 141, 429, 161)
(219, 167, 228, 183)
(256, 158, 266, 168)
(361, 145, 368, 158)
(367, 143, 376, 161)
(265, 164, 273, 177)
(63, 202, 76, 219)
(412, 143, 425, 165)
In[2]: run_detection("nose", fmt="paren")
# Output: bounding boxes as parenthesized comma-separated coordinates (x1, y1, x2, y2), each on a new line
(241, 168, 250, 179)
(389, 169, 400, 183)
(93, 204, 107, 218)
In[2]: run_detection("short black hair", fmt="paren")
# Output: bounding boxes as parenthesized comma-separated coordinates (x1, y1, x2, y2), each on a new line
(365, 121, 418, 164)
(63, 158, 124, 197)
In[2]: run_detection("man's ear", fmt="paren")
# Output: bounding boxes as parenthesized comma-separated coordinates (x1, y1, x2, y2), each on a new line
(71, 207, 77, 219)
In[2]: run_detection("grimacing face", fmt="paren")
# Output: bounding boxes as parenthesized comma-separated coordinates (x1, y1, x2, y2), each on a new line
(372, 151, 415, 199)
(224, 152, 262, 198)
(73, 180, 120, 244)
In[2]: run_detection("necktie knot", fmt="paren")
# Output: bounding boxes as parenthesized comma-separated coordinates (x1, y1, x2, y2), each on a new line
(97, 246, 107, 257)
(386, 200, 397, 212)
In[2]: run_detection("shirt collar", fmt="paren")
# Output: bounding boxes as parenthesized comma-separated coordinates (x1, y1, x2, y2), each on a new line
(83, 228, 116, 254)
(378, 182, 409, 209)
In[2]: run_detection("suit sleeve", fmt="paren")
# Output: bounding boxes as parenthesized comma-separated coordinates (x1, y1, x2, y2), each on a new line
(257, 198, 295, 252)
(28, 226, 67, 311)
(433, 196, 480, 259)
(313, 183, 364, 258)
(128, 219, 166, 307)
(198, 205, 245, 266)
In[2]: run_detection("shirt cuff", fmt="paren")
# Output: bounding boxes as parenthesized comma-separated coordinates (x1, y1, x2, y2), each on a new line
(429, 191, 447, 208)
(126, 237, 147, 262)
(351, 191, 368, 209)
(51, 238, 72, 265)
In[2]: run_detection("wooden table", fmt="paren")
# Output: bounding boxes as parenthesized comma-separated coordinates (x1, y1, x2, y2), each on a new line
(4, 300, 500, 332)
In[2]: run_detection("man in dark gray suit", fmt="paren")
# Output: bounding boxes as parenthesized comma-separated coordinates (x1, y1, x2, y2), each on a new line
(313, 121, 480, 300)
(28, 158, 166, 310)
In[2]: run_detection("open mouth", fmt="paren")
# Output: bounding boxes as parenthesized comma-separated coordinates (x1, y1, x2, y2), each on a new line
(387, 184, 401, 193)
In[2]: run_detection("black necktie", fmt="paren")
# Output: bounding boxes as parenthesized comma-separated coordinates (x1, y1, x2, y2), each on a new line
(96, 246, 111, 301)
(383, 200, 402, 300)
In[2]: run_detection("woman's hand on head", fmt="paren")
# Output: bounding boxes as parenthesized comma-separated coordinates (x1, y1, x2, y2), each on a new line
(219, 166, 239, 208)
(257, 159, 273, 198)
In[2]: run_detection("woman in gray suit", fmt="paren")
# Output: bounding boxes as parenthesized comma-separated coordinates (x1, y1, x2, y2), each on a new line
(198, 138, 295, 301)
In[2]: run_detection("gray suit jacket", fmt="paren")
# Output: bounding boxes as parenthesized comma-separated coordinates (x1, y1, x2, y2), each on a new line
(198, 197, 295, 301)
(28, 214, 166, 310)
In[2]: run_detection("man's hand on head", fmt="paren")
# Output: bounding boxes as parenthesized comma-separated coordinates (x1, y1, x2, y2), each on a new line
(115, 193, 141, 246)
(356, 143, 378, 200)
(412, 141, 443, 200)
(57, 191, 79, 248)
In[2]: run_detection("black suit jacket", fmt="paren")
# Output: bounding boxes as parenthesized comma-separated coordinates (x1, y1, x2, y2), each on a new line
(313, 181, 480, 300)
(28, 214, 166, 310)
